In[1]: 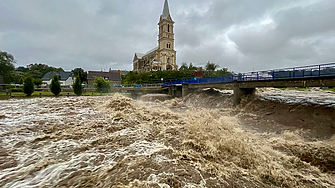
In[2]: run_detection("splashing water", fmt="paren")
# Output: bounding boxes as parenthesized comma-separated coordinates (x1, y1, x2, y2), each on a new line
(0, 93, 334, 187)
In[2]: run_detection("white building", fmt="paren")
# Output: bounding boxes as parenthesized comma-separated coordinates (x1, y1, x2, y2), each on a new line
(42, 71, 75, 87)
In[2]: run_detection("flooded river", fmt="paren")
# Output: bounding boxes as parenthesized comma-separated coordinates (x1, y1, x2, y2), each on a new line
(0, 89, 334, 187)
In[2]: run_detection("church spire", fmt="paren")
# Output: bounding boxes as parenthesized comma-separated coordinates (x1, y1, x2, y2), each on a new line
(161, 0, 172, 21)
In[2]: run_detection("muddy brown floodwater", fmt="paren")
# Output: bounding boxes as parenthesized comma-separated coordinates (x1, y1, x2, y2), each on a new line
(0, 89, 334, 188)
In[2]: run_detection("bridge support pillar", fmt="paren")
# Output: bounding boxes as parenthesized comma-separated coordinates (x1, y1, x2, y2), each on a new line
(169, 85, 176, 97)
(182, 83, 189, 97)
(234, 81, 255, 106)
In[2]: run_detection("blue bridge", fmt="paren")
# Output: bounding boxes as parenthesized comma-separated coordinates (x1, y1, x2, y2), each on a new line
(162, 63, 335, 105)
(162, 63, 335, 87)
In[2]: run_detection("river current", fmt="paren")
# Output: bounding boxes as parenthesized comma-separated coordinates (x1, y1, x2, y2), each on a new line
(0, 89, 334, 187)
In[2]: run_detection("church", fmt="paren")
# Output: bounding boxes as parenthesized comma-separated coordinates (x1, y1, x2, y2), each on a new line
(133, 0, 178, 73)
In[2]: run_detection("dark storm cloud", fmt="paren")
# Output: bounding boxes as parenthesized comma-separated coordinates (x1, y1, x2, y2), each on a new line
(0, 0, 334, 73)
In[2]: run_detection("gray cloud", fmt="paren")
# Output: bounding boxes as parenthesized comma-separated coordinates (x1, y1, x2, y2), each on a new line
(0, 0, 334, 73)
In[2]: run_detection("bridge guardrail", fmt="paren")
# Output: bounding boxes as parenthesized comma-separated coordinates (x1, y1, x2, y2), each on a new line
(162, 62, 335, 87)
(118, 84, 163, 88)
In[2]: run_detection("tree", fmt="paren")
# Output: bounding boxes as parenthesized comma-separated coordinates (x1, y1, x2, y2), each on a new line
(34, 78, 43, 87)
(50, 74, 61, 96)
(93, 77, 110, 93)
(23, 76, 35, 96)
(179, 62, 189, 71)
(205, 61, 220, 71)
(72, 68, 87, 83)
(16, 66, 29, 73)
(0, 51, 16, 83)
(188, 63, 198, 71)
(215, 68, 231, 76)
(73, 75, 83, 96)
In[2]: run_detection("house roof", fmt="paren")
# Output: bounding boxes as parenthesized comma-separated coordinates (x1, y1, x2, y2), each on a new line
(88, 71, 122, 81)
(109, 70, 131, 75)
(42, 71, 74, 81)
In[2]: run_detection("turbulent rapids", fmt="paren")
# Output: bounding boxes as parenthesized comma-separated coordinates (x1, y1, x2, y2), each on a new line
(0, 89, 334, 187)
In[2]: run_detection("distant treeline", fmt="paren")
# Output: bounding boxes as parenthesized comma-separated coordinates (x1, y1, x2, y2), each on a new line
(122, 62, 231, 84)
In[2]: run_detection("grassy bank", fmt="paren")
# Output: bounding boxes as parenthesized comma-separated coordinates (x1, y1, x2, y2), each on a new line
(0, 91, 113, 100)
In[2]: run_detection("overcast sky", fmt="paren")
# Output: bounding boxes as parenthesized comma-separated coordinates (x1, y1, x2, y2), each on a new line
(1, 0, 334, 73)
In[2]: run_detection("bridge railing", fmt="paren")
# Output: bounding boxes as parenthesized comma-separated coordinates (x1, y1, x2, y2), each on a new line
(120, 84, 162, 88)
(162, 62, 335, 87)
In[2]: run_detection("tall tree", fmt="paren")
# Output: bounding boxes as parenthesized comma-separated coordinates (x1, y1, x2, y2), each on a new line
(23, 76, 35, 96)
(50, 74, 61, 96)
(71, 68, 87, 83)
(0, 51, 16, 83)
(205, 61, 220, 71)
(73, 75, 83, 96)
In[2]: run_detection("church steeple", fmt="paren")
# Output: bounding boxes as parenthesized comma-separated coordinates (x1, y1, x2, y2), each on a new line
(157, 0, 177, 71)
(160, 0, 173, 21)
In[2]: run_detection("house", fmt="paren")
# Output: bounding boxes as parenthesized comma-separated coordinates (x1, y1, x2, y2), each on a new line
(42, 71, 75, 88)
(133, 0, 178, 73)
(87, 71, 122, 86)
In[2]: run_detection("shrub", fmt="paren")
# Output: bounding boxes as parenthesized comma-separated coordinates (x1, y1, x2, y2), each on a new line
(23, 76, 34, 96)
(5, 84, 14, 90)
(34, 78, 43, 87)
(73, 75, 83, 96)
(94, 77, 110, 93)
(10, 88, 23, 92)
(50, 74, 61, 96)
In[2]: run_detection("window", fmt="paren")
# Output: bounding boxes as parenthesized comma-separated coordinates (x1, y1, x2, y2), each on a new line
(167, 58, 170, 64)
(168, 24, 170, 32)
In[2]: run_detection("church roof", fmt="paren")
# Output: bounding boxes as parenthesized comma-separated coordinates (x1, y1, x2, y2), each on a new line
(135, 53, 144, 59)
(144, 46, 159, 56)
(161, 0, 172, 21)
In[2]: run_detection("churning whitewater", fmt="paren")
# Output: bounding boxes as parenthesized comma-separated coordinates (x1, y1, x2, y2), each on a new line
(0, 89, 334, 187)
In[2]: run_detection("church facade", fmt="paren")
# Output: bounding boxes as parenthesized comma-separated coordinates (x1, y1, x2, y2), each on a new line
(133, 0, 177, 73)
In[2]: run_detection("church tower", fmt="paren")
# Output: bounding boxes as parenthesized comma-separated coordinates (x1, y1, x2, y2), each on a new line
(132, 0, 177, 72)
(157, 0, 177, 70)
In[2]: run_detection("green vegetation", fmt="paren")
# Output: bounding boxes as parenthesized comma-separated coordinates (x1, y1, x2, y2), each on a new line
(122, 62, 231, 84)
(13, 63, 63, 83)
(322, 87, 335, 92)
(50, 74, 61, 96)
(0, 91, 114, 100)
(94, 77, 110, 93)
(0, 51, 16, 84)
(34, 78, 43, 87)
(71, 68, 87, 83)
(23, 76, 34, 96)
(73, 75, 83, 96)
